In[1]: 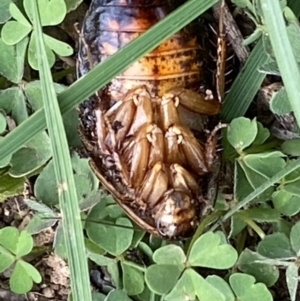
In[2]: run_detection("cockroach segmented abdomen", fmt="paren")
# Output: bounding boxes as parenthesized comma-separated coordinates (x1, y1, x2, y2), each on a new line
(77, 0, 223, 239)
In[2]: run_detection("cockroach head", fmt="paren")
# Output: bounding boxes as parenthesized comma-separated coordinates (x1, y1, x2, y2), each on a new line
(153, 189, 200, 239)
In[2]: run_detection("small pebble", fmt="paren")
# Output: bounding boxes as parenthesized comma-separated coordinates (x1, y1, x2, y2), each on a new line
(42, 287, 55, 298)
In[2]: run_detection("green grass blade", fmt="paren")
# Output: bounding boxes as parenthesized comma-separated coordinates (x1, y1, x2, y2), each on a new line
(0, 0, 218, 161)
(220, 0, 300, 122)
(210, 159, 300, 231)
(32, 2, 92, 301)
(221, 39, 268, 122)
(261, 0, 300, 127)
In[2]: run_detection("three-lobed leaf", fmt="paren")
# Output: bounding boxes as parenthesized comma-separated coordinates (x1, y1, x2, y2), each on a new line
(145, 264, 183, 295)
(270, 87, 292, 115)
(243, 152, 286, 179)
(290, 222, 300, 255)
(9, 132, 52, 177)
(281, 139, 300, 156)
(105, 290, 133, 301)
(286, 263, 298, 301)
(227, 118, 258, 152)
(0, 227, 40, 294)
(1, 21, 31, 45)
(206, 275, 235, 301)
(0, 227, 33, 257)
(10, 3, 31, 27)
(87, 216, 134, 256)
(88, 253, 114, 267)
(0, 38, 27, 83)
(0, 253, 15, 273)
(107, 262, 121, 289)
(257, 232, 296, 259)
(91, 292, 106, 301)
(64, 0, 84, 12)
(0, 0, 72, 70)
(1, 3, 31, 45)
(191, 270, 226, 301)
(121, 262, 144, 296)
(25, 214, 58, 235)
(23, 0, 66, 26)
(0, 0, 11, 24)
(188, 232, 238, 269)
(43, 34, 73, 56)
(164, 269, 197, 301)
(153, 244, 186, 265)
(229, 273, 273, 301)
(9, 260, 41, 294)
(237, 249, 279, 287)
(28, 31, 55, 70)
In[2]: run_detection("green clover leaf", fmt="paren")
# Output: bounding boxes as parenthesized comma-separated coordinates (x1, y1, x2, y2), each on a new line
(1, 0, 72, 70)
(188, 232, 238, 269)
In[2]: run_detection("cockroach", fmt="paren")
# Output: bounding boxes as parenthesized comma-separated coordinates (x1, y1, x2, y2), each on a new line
(76, 0, 226, 239)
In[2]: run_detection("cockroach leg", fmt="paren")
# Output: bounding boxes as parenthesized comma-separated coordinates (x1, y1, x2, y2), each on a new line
(76, 23, 94, 71)
(127, 90, 154, 136)
(104, 86, 154, 146)
(170, 164, 199, 193)
(205, 122, 228, 168)
(168, 125, 209, 174)
(78, 126, 93, 152)
(89, 159, 132, 200)
(127, 124, 152, 188)
(164, 88, 221, 116)
(159, 93, 181, 131)
(137, 162, 168, 208)
(104, 98, 136, 147)
(94, 107, 108, 153)
(216, 0, 226, 102)
(164, 126, 186, 166)
(147, 125, 164, 168)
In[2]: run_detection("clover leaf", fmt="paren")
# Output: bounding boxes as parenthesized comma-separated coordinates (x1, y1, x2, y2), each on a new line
(1, 1, 73, 70)
(188, 232, 238, 269)
(229, 273, 273, 301)
(0, 227, 41, 294)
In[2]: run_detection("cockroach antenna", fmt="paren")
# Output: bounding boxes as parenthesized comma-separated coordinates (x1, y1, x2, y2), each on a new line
(216, 0, 227, 103)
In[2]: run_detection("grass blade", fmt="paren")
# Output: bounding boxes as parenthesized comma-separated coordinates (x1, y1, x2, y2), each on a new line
(0, 0, 218, 161)
(221, 39, 268, 122)
(261, 0, 300, 128)
(32, 2, 91, 300)
(210, 159, 300, 231)
(221, 0, 300, 122)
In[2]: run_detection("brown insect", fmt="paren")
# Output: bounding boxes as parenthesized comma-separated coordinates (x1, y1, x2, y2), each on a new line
(76, 0, 225, 239)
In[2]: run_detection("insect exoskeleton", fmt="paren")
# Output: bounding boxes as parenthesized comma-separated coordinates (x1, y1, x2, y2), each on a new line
(77, 0, 222, 239)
